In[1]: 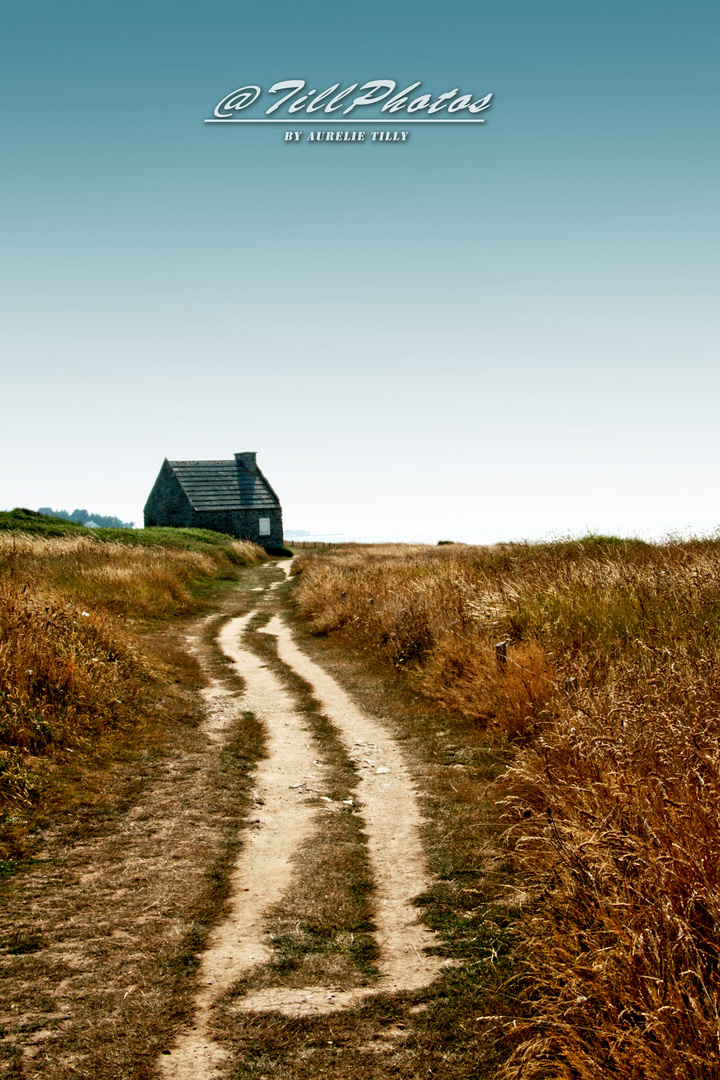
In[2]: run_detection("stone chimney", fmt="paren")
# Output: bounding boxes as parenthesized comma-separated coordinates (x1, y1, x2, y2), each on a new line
(235, 452, 257, 472)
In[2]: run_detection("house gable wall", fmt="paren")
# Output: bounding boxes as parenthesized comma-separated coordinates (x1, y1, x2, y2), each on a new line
(144, 460, 200, 529)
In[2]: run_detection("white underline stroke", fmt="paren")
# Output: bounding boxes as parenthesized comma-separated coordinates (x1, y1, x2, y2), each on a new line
(205, 118, 486, 124)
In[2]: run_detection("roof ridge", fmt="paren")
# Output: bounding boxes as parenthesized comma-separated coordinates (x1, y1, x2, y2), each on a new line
(167, 458, 280, 511)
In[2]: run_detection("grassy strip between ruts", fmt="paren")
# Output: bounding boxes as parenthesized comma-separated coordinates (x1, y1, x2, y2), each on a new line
(0, 520, 266, 863)
(290, 537, 720, 1080)
(235, 601, 380, 994)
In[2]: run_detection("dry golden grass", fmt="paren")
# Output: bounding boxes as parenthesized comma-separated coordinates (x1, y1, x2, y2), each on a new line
(0, 582, 151, 804)
(0, 532, 265, 860)
(293, 542, 558, 737)
(293, 537, 720, 1078)
(0, 532, 263, 618)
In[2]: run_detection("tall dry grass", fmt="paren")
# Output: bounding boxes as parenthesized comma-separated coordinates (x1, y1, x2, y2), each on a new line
(293, 538, 720, 1077)
(294, 543, 558, 738)
(0, 532, 265, 857)
(0, 532, 264, 618)
(0, 582, 152, 806)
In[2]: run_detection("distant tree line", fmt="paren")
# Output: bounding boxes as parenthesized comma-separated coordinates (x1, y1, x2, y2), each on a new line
(38, 508, 136, 529)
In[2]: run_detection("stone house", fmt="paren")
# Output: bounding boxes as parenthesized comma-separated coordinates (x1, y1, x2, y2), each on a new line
(143, 452, 283, 550)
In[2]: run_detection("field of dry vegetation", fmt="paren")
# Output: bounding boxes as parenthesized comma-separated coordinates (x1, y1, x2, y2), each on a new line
(0, 529, 265, 864)
(293, 538, 720, 1079)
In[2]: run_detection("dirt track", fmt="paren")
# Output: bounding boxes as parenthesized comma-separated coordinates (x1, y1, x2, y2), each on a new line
(160, 561, 445, 1077)
(1, 560, 475, 1079)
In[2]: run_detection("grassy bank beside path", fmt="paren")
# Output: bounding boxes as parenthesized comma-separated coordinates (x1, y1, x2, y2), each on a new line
(292, 537, 720, 1080)
(0, 515, 266, 862)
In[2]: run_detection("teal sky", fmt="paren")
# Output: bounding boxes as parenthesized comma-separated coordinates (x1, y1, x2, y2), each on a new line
(1, 1, 718, 540)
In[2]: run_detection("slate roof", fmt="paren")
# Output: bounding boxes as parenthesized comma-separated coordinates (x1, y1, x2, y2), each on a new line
(168, 459, 279, 512)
